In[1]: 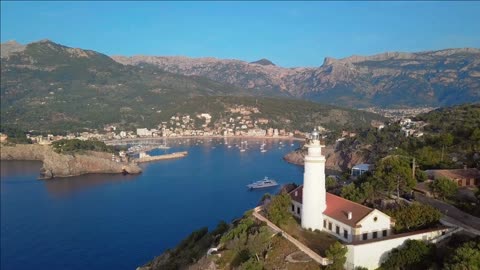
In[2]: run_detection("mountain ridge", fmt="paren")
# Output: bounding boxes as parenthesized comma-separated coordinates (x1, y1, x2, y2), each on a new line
(109, 46, 480, 108)
(1, 39, 479, 118)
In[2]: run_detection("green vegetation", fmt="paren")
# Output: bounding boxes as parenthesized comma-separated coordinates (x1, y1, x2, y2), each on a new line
(51, 139, 115, 154)
(265, 193, 292, 226)
(374, 155, 416, 199)
(0, 126, 32, 144)
(386, 203, 441, 233)
(443, 240, 480, 270)
(142, 221, 229, 270)
(429, 177, 459, 200)
(326, 176, 338, 191)
(379, 240, 435, 270)
(338, 104, 480, 170)
(380, 236, 480, 270)
(325, 241, 348, 270)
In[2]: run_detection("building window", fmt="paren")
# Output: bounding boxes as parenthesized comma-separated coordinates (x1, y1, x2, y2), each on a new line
(382, 230, 387, 237)
(297, 207, 300, 215)
(291, 204, 295, 212)
(328, 222, 332, 231)
(373, 216, 378, 222)
(344, 229, 348, 239)
(373, 231, 378, 239)
(323, 220, 327, 228)
(362, 233, 367, 240)
(336, 225, 340, 235)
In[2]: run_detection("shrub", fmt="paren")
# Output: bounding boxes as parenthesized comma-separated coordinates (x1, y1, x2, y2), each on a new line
(326, 241, 347, 270)
(380, 240, 435, 270)
(386, 203, 441, 233)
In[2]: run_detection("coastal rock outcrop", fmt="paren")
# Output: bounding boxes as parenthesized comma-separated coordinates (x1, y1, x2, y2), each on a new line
(283, 145, 370, 171)
(1, 144, 141, 179)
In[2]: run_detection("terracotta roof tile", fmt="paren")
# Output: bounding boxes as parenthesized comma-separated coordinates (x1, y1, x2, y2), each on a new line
(429, 168, 480, 181)
(289, 185, 374, 227)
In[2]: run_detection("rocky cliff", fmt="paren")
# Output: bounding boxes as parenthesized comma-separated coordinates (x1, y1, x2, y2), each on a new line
(0, 144, 141, 178)
(283, 145, 372, 171)
(112, 48, 480, 107)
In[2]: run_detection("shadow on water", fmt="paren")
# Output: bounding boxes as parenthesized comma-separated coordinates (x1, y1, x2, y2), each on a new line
(43, 173, 138, 198)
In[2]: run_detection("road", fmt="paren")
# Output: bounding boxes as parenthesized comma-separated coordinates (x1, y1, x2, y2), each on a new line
(415, 192, 480, 235)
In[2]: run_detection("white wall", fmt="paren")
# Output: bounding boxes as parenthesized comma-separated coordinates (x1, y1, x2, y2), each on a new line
(345, 228, 452, 270)
(356, 210, 392, 241)
(322, 215, 354, 242)
(291, 201, 302, 218)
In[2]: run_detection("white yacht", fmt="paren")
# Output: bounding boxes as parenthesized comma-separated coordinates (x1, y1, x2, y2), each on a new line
(247, 177, 278, 189)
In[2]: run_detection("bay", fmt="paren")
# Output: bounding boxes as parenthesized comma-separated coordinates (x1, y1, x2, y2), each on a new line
(0, 138, 303, 270)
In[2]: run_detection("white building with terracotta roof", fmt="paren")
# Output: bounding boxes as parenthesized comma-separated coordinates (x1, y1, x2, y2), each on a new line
(288, 129, 455, 269)
(289, 129, 393, 243)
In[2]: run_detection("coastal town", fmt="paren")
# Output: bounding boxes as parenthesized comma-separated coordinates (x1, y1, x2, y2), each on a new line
(0, 103, 434, 146)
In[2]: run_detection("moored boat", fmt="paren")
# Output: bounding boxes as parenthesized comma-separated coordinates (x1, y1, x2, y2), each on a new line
(247, 177, 278, 189)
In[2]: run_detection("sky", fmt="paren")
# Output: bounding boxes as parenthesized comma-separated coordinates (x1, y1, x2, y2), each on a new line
(1, 1, 480, 67)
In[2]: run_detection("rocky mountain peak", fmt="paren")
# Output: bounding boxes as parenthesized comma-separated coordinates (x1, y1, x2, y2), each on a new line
(0, 40, 26, 58)
(250, 58, 275, 66)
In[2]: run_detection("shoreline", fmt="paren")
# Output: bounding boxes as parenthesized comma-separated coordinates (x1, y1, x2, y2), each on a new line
(105, 135, 305, 144)
(0, 144, 141, 179)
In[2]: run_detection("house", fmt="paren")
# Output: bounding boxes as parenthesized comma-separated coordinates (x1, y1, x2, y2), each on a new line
(426, 168, 480, 186)
(290, 187, 393, 243)
(351, 164, 373, 177)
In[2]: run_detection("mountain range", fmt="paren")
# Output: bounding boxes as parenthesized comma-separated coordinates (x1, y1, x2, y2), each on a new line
(1, 39, 479, 132)
(113, 48, 480, 107)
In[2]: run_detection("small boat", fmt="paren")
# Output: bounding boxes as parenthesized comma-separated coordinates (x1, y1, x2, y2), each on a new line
(247, 177, 278, 189)
(261, 149, 267, 153)
(157, 144, 170, 149)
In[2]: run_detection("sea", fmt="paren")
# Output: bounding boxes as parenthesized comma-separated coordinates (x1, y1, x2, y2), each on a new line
(0, 138, 304, 270)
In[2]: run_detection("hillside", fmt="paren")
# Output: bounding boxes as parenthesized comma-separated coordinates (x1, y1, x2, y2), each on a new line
(158, 96, 385, 133)
(0, 40, 253, 132)
(113, 48, 480, 108)
(0, 40, 384, 133)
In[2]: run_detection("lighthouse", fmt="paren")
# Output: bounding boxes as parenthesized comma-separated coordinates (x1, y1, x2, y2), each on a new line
(301, 128, 327, 231)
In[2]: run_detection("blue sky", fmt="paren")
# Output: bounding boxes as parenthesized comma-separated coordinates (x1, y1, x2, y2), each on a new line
(1, 1, 479, 67)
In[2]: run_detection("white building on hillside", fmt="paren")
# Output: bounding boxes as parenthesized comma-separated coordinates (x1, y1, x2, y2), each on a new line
(289, 129, 454, 269)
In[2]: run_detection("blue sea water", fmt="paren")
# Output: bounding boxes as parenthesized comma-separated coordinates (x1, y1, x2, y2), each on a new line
(0, 138, 303, 270)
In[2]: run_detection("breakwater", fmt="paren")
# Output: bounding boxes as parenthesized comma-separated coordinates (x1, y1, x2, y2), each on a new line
(135, 151, 188, 163)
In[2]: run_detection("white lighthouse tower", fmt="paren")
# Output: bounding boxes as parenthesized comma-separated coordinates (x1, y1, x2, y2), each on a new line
(301, 128, 327, 231)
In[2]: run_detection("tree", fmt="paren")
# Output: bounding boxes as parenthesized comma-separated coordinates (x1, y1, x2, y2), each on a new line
(341, 183, 364, 203)
(415, 170, 428, 182)
(386, 203, 441, 233)
(265, 193, 292, 226)
(444, 240, 480, 270)
(374, 155, 416, 201)
(325, 241, 347, 270)
(326, 176, 338, 191)
(360, 181, 375, 202)
(380, 240, 434, 270)
(439, 133, 454, 161)
(429, 177, 458, 200)
(470, 128, 480, 151)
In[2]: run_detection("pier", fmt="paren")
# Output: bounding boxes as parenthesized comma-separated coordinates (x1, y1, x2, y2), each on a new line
(135, 151, 188, 163)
